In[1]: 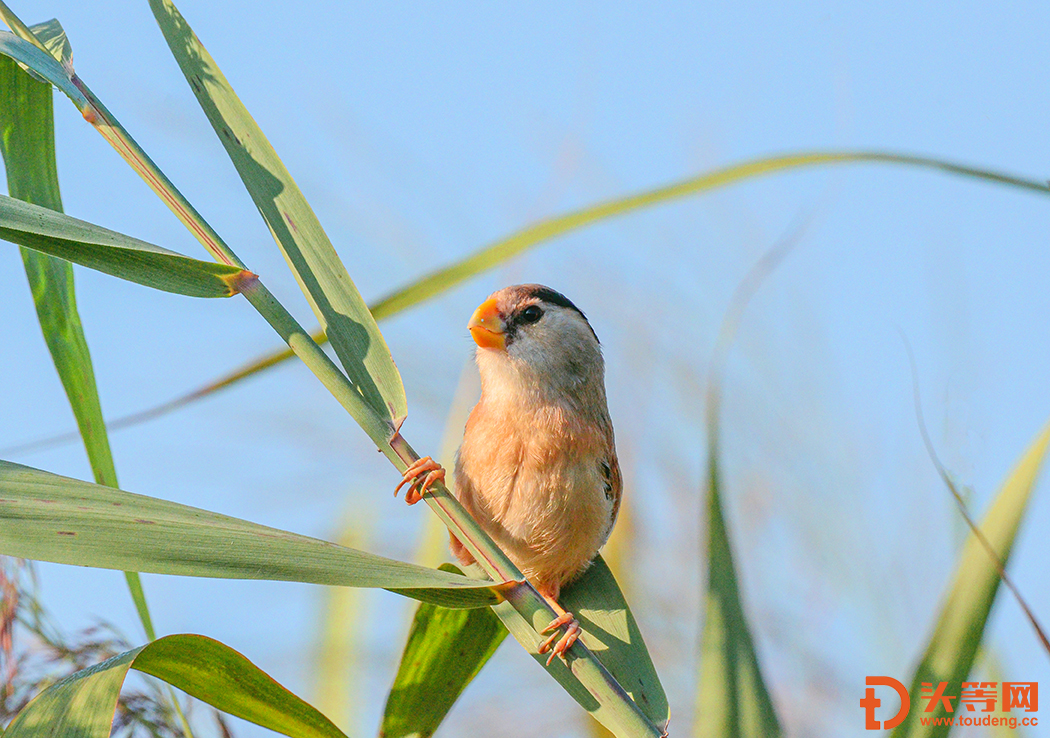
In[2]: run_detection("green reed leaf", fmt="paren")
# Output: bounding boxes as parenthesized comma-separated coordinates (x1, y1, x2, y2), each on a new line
(4, 634, 346, 738)
(149, 0, 407, 431)
(0, 51, 160, 639)
(0, 195, 251, 297)
(381, 564, 509, 738)
(0, 460, 500, 609)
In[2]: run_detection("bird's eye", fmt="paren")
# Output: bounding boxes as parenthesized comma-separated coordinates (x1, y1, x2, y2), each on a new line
(520, 305, 543, 324)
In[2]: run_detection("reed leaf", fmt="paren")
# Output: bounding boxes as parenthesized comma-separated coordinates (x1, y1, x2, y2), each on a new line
(0, 51, 159, 641)
(0, 194, 250, 297)
(4, 634, 346, 738)
(381, 564, 509, 738)
(0, 460, 500, 609)
(492, 556, 669, 734)
(696, 447, 781, 738)
(149, 0, 407, 431)
(892, 420, 1050, 738)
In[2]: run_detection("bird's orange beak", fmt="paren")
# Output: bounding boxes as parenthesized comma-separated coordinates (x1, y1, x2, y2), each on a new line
(468, 297, 506, 350)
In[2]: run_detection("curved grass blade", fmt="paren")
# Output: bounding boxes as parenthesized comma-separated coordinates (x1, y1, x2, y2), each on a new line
(42, 149, 1050, 448)
(150, 0, 407, 431)
(366, 150, 1049, 319)
(892, 420, 1050, 738)
(381, 564, 509, 738)
(0, 53, 161, 645)
(5, 633, 347, 738)
(0, 460, 500, 609)
(0, 194, 251, 297)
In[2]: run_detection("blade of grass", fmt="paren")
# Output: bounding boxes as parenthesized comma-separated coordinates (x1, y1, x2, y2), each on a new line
(696, 452, 781, 738)
(0, 52, 160, 646)
(368, 151, 1049, 319)
(891, 419, 1050, 738)
(586, 487, 637, 738)
(27, 19, 69, 66)
(0, 459, 501, 609)
(4, 633, 347, 738)
(380, 564, 509, 738)
(33, 149, 1050, 452)
(150, 0, 407, 431)
(0, 194, 251, 297)
(695, 218, 810, 737)
(560, 556, 669, 727)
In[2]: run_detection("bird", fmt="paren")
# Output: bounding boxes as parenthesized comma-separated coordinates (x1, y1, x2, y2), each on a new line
(395, 284, 622, 664)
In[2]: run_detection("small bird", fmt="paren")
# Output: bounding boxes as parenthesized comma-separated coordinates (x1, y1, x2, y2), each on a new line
(396, 284, 621, 664)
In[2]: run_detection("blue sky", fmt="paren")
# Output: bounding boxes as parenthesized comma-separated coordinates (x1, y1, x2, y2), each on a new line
(2, 2, 1049, 736)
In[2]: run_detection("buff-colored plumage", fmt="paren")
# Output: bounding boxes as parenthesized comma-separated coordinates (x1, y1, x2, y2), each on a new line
(398, 284, 621, 662)
(453, 286, 620, 587)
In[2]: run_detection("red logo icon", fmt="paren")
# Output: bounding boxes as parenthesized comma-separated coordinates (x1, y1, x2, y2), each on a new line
(861, 676, 910, 730)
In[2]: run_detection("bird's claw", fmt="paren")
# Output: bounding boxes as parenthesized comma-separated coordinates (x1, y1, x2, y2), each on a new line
(537, 611, 581, 666)
(394, 457, 445, 505)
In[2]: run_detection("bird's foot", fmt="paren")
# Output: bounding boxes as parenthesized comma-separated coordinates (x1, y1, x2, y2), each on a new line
(394, 456, 445, 505)
(538, 610, 581, 666)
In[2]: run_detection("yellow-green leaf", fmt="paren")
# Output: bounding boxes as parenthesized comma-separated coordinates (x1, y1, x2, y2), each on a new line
(28, 19, 70, 66)
(892, 420, 1050, 738)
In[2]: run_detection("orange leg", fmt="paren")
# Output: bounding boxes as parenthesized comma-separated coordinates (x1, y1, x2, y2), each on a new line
(394, 457, 446, 505)
(535, 584, 581, 666)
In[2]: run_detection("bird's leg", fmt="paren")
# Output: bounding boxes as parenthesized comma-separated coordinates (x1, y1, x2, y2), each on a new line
(535, 583, 581, 666)
(394, 456, 445, 505)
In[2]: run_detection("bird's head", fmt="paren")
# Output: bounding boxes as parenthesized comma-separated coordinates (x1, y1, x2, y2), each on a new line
(468, 284, 604, 403)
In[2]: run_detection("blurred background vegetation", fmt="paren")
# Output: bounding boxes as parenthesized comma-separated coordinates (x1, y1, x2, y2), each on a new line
(2, 1, 1049, 736)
